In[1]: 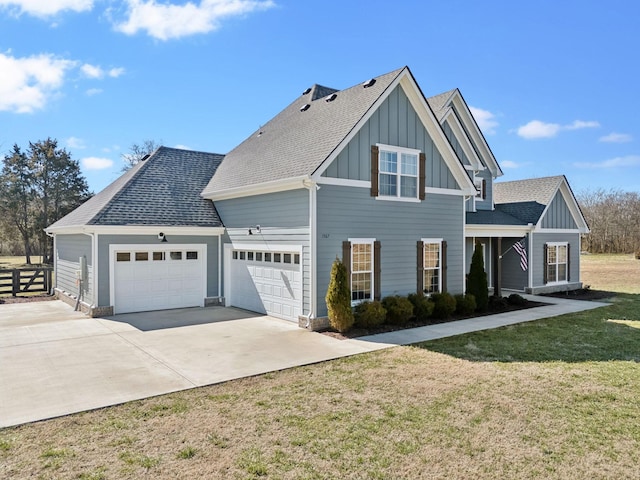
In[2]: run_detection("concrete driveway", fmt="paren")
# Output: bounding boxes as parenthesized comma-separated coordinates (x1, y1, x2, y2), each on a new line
(0, 301, 387, 428)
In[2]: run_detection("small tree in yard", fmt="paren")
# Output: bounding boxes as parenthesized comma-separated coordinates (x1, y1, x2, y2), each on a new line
(467, 243, 489, 311)
(325, 257, 354, 332)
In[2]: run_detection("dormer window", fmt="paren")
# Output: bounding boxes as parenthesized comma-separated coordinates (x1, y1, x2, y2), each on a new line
(474, 177, 486, 200)
(371, 144, 425, 201)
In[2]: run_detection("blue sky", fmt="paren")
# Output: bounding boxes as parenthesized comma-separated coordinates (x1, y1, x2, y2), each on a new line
(1, 0, 638, 194)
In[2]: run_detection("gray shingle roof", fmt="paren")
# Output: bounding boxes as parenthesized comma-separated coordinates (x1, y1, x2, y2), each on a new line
(49, 147, 224, 229)
(202, 67, 406, 194)
(466, 209, 526, 226)
(494, 176, 565, 205)
(426, 89, 457, 121)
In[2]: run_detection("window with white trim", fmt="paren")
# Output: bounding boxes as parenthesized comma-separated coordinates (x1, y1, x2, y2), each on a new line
(546, 242, 568, 283)
(351, 240, 374, 303)
(474, 177, 486, 200)
(422, 239, 442, 294)
(378, 145, 419, 199)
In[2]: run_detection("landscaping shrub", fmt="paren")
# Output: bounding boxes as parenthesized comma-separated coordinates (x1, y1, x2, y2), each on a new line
(507, 293, 527, 306)
(382, 295, 414, 325)
(325, 257, 354, 333)
(353, 300, 386, 329)
(489, 294, 508, 311)
(454, 293, 477, 315)
(407, 292, 434, 322)
(467, 243, 489, 311)
(430, 292, 457, 319)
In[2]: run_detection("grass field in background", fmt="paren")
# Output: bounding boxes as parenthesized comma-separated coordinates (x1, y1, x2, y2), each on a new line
(0, 255, 639, 479)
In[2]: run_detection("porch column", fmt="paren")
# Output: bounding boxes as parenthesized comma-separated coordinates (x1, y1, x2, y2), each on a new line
(493, 237, 502, 297)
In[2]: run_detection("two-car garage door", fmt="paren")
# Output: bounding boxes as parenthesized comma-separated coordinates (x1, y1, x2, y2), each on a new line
(111, 245, 206, 314)
(227, 247, 302, 322)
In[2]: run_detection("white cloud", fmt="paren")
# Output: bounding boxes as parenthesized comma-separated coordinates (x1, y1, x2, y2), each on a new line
(85, 88, 103, 96)
(573, 155, 640, 169)
(174, 144, 191, 150)
(0, 0, 93, 17)
(114, 0, 276, 40)
(500, 160, 521, 169)
(469, 106, 498, 135)
(599, 132, 632, 143)
(66, 136, 86, 149)
(81, 156, 114, 170)
(517, 119, 600, 139)
(81, 64, 125, 79)
(0, 52, 75, 113)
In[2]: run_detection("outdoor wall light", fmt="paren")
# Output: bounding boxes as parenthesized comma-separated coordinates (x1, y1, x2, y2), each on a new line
(158, 232, 167, 242)
(248, 225, 261, 235)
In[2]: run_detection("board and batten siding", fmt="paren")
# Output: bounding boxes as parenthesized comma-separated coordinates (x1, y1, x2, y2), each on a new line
(443, 120, 471, 167)
(530, 232, 581, 290)
(55, 234, 94, 304)
(97, 234, 219, 307)
(541, 193, 578, 229)
(322, 85, 459, 190)
(215, 189, 311, 315)
(315, 184, 465, 317)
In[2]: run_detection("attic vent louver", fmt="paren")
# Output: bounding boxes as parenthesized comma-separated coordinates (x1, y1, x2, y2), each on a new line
(325, 93, 338, 102)
(141, 154, 150, 161)
(362, 78, 376, 88)
(300, 104, 311, 112)
(302, 87, 312, 95)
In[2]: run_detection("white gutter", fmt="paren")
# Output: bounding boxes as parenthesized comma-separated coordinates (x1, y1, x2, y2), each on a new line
(202, 176, 310, 201)
(303, 178, 318, 323)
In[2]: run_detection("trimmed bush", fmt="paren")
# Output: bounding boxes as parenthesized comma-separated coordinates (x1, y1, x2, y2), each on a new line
(507, 293, 527, 306)
(382, 295, 414, 325)
(467, 243, 489, 312)
(407, 292, 434, 322)
(353, 300, 386, 329)
(489, 295, 508, 311)
(431, 292, 457, 319)
(325, 257, 354, 333)
(454, 293, 477, 315)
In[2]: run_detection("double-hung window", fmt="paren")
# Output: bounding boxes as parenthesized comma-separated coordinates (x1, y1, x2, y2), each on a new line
(420, 239, 443, 294)
(546, 242, 568, 283)
(350, 240, 374, 303)
(377, 145, 420, 200)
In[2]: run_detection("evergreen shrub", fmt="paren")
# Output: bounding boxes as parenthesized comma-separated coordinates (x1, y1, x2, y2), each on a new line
(325, 257, 354, 333)
(431, 292, 457, 319)
(407, 292, 434, 322)
(353, 301, 386, 329)
(382, 295, 414, 325)
(454, 293, 477, 315)
(507, 293, 527, 306)
(467, 243, 489, 311)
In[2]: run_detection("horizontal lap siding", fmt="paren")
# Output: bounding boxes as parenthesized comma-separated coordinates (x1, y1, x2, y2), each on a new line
(323, 86, 459, 190)
(56, 234, 94, 304)
(216, 189, 311, 315)
(532, 232, 580, 287)
(97, 234, 219, 307)
(316, 185, 464, 317)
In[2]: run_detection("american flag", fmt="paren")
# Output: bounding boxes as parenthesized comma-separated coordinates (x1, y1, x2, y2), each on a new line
(513, 239, 528, 271)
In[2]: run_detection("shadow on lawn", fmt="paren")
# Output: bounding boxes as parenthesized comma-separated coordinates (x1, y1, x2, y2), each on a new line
(416, 293, 640, 363)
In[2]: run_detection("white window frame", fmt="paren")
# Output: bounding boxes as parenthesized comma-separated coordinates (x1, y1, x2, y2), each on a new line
(546, 242, 568, 284)
(349, 238, 375, 305)
(474, 176, 485, 200)
(377, 143, 421, 202)
(422, 238, 443, 294)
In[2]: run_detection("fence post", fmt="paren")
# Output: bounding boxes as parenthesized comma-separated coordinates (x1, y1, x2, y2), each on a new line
(12, 269, 19, 297)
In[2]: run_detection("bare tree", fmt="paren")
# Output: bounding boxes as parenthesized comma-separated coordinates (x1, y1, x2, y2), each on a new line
(121, 140, 162, 172)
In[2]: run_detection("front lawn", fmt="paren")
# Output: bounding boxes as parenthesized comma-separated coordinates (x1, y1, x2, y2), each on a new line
(1, 293, 639, 479)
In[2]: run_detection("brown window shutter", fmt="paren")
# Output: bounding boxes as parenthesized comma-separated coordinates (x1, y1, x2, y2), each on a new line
(374, 240, 381, 301)
(417, 241, 424, 293)
(482, 179, 487, 200)
(567, 243, 571, 282)
(543, 244, 549, 284)
(342, 241, 351, 281)
(419, 152, 426, 200)
(441, 240, 448, 293)
(371, 145, 379, 197)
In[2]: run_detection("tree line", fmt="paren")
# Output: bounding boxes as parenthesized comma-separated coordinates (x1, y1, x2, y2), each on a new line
(0, 139, 92, 264)
(577, 188, 640, 254)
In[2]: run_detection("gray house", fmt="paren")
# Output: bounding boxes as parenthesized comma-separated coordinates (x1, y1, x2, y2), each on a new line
(47, 66, 588, 324)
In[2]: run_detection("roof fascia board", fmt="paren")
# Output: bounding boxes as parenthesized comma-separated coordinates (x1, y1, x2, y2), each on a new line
(465, 224, 533, 237)
(450, 92, 504, 178)
(440, 108, 484, 171)
(47, 226, 225, 236)
(312, 68, 407, 180)
(399, 74, 476, 194)
(202, 175, 310, 201)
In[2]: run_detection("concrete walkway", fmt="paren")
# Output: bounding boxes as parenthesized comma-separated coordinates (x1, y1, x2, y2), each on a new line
(0, 295, 609, 428)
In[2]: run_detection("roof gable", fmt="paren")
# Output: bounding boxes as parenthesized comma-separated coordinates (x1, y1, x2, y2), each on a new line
(48, 147, 224, 230)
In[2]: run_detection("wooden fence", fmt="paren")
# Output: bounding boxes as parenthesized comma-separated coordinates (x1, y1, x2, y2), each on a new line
(0, 267, 53, 297)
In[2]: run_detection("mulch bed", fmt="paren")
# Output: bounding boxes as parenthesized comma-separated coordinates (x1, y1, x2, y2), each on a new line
(0, 294, 55, 304)
(542, 288, 616, 301)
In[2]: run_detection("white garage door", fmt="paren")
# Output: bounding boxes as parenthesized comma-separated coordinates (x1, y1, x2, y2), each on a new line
(228, 248, 302, 322)
(111, 245, 206, 314)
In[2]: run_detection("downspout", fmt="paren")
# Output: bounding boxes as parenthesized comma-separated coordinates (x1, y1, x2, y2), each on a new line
(81, 231, 97, 310)
(45, 231, 55, 295)
(527, 224, 534, 290)
(218, 234, 222, 299)
(303, 178, 318, 325)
